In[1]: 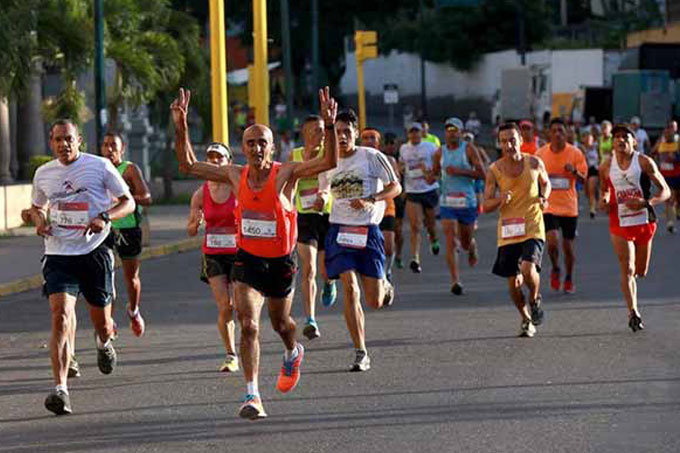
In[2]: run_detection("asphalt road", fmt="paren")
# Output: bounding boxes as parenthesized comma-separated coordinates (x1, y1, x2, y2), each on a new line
(1, 213, 680, 453)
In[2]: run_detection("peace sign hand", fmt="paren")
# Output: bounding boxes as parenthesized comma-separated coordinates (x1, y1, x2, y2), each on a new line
(170, 88, 191, 128)
(318, 86, 338, 126)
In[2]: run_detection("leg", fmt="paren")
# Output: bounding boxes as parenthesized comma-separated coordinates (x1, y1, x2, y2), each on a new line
(319, 250, 329, 282)
(423, 206, 438, 244)
(340, 271, 366, 351)
(234, 282, 265, 385)
(507, 275, 531, 321)
(297, 243, 318, 321)
(546, 230, 560, 271)
(88, 303, 116, 344)
(268, 293, 297, 351)
(121, 258, 141, 313)
(49, 293, 77, 387)
(587, 176, 598, 214)
(208, 275, 236, 355)
(395, 217, 404, 262)
(382, 230, 395, 280)
(633, 237, 654, 278)
(610, 234, 637, 315)
(442, 220, 459, 284)
(360, 275, 386, 310)
(458, 222, 477, 267)
(520, 260, 541, 304)
(563, 238, 575, 278)
(406, 200, 423, 262)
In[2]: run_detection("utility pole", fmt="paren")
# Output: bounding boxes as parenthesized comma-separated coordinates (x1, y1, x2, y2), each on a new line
(253, 0, 269, 125)
(419, 0, 427, 118)
(280, 0, 294, 132)
(355, 30, 378, 131)
(312, 0, 320, 100)
(94, 0, 106, 147)
(516, 0, 526, 66)
(209, 0, 229, 143)
(560, 0, 568, 27)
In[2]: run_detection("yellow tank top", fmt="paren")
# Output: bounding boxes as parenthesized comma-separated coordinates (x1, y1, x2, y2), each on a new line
(491, 154, 545, 247)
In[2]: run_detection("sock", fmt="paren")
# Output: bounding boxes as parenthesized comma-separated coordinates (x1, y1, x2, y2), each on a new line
(412, 254, 420, 263)
(95, 333, 110, 349)
(55, 384, 68, 395)
(246, 381, 259, 396)
(385, 254, 394, 275)
(127, 306, 139, 318)
(284, 344, 299, 361)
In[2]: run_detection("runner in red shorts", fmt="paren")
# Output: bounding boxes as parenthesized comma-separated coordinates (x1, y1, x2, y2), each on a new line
(599, 124, 670, 332)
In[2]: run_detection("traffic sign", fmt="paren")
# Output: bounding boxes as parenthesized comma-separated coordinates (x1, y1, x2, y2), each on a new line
(384, 84, 399, 105)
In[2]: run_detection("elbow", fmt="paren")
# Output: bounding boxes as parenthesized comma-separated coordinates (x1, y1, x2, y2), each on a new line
(178, 163, 192, 175)
(392, 181, 402, 197)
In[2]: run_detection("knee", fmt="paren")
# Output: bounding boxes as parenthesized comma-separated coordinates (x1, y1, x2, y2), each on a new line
(365, 290, 381, 310)
(271, 317, 294, 335)
(623, 266, 635, 281)
(302, 262, 316, 281)
(519, 261, 535, 278)
(343, 283, 360, 304)
(239, 316, 259, 340)
(51, 309, 70, 332)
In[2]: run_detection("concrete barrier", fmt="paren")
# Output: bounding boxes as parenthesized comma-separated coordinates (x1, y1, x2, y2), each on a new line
(1, 184, 33, 232)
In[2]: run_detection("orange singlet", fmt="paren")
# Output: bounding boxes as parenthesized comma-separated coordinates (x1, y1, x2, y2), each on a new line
(235, 162, 297, 258)
(521, 136, 539, 155)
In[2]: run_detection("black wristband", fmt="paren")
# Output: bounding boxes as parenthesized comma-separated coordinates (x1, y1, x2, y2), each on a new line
(325, 124, 335, 130)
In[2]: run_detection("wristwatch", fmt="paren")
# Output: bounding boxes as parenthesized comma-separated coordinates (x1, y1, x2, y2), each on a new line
(98, 211, 111, 223)
(366, 195, 376, 203)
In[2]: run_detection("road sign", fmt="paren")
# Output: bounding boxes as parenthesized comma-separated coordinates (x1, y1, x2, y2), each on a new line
(384, 84, 399, 105)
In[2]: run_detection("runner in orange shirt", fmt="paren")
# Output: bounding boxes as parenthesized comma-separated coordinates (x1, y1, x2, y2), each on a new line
(519, 120, 544, 155)
(537, 118, 588, 294)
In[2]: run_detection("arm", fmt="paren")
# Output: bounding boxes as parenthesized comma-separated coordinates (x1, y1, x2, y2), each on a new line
(466, 144, 487, 180)
(23, 205, 51, 237)
(424, 148, 442, 184)
(482, 166, 503, 213)
(349, 152, 402, 210)
(124, 163, 153, 206)
(640, 155, 671, 208)
(532, 156, 551, 210)
(565, 150, 587, 182)
(187, 188, 203, 237)
(598, 159, 612, 211)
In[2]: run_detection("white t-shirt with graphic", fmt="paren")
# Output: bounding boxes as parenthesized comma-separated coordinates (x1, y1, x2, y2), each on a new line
(32, 153, 132, 255)
(321, 146, 397, 226)
(399, 141, 439, 194)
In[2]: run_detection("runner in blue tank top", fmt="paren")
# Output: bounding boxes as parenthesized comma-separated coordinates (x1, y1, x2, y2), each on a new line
(434, 117, 486, 295)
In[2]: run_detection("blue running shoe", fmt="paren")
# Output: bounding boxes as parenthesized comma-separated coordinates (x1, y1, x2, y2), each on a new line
(321, 281, 337, 308)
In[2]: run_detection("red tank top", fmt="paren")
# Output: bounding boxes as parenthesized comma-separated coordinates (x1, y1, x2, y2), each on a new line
(235, 162, 297, 258)
(202, 183, 237, 255)
(521, 137, 538, 155)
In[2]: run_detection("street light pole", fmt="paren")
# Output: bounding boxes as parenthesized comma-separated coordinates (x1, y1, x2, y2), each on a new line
(94, 0, 106, 146)
(209, 0, 229, 144)
(419, 0, 427, 118)
(280, 0, 294, 131)
(253, 0, 270, 125)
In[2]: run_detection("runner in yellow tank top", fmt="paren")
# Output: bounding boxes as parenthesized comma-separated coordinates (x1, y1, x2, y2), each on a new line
(484, 122, 551, 338)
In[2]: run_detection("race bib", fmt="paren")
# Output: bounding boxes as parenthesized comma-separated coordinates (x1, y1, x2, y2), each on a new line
(241, 210, 277, 239)
(407, 166, 424, 179)
(549, 176, 570, 190)
(618, 205, 648, 227)
(299, 188, 319, 210)
(501, 218, 526, 239)
(660, 162, 674, 171)
(206, 226, 236, 249)
(336, 226, 368, 249)
(443, 192, 468, 208)
(51, 202, 89, 229)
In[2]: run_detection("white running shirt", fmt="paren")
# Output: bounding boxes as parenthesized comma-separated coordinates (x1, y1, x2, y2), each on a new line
(32, 153, 132, 255)
(399, 141, 439, 194)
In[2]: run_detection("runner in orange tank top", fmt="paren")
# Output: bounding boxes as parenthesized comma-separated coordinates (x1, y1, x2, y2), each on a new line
(172, 87, 339, 420)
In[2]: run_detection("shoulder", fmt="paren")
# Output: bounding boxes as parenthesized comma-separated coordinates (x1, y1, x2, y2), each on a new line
(33, 159, 59, 180)
(529, 155, 543, 169)
(637, 153, 655, 170)
(536, 144, 549, 156)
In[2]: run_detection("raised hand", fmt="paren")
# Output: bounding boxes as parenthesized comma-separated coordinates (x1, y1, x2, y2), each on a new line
(318, 86, 338, 126)
(170, 88, 191, 127)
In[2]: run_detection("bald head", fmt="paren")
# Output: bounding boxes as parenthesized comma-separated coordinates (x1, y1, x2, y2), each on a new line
(243, 124, 274, 143)
(243, 124, 275, 166)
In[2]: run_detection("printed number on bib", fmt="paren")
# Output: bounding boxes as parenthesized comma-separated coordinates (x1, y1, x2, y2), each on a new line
(549, 175, 570, 190)
(660, 162, 674, 171)
(241, 210, 277, 239)
(407, 164, 424, 179)
(443, 192, 467, 208)
(51, 202, 89, 229)
(206, 226, 237, 249)
(618, 205, 648, 227)
(336, 226, 369, 249)
(299, 188, 319, 210)
(501, 218, 526, 239)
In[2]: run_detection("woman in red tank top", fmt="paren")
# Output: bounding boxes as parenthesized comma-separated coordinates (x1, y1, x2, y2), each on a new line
(187, 143, 240, 373)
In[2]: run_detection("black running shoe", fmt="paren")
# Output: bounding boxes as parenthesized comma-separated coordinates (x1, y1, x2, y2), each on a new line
(530, 295, 545, 326)
(409, 260, 422, 273)
(451, 283, 464, 295)
(628, 313, 644, 332)
(95, 333, 117, 375)
(45, 390, 72, 415)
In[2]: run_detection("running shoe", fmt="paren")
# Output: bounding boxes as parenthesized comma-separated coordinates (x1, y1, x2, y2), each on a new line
(219, 354, 239, 373)
(395, 258, 404, 269)
(550, 268, 561, 292)
(67, 355, 80, 378)
(589, 210, 595, 219)
(431, 239, 441, 256)
(302, 318, 321, 340)
(518, 319, 536, 338)
(45, 390, 72, 416)
(530, 294, 545, 326)
(128, 309, 145, 337)
(563, 277, 575, 294)
(239, 394, 267, 420)
(668, 223, 676, 234)
(409, 260, 422, 273)
(468, 243, 479, 267)
(321, 281, 337, 308)
(382, 281, 395, 307)
(95, 333, 117, 375)
(276, 343, 304, 393)
(451, 282, 464, 296)
(628, 312, 645, 332)
(350, 349, 371, 372)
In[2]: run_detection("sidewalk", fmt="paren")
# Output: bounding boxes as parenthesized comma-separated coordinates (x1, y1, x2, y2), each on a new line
(0, 204, 196, 297)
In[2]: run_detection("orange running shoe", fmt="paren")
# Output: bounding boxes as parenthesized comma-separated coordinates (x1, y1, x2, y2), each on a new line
(239, 394, 267, 420)
(276, 343, 304, 393)
(550, 269, 561, 292)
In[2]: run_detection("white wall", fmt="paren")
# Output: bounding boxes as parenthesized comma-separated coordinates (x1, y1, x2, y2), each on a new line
(550, 49, 604, 93)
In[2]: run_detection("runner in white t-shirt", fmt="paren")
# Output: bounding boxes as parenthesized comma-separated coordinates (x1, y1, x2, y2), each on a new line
(398, 122, 440, 273)
(321, 109, 401, 372)
(22, 119, 135, 416)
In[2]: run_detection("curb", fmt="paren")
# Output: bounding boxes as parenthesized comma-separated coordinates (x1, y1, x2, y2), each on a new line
(0, 237, 201, 298)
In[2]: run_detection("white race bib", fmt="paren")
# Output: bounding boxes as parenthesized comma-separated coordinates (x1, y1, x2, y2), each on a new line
(407, 167, 424, 179)
(501, 218, 526, 239)
(660, 162, 674, 171)
(206, 226, 237, 249)
(51, 202, 89, 229)
(336, 226, 368, 249)
(241, 210, 277, 239)
(549, 176, 570, 190)
(299, 188, 319, 211)
(618, 204, 649, 227)
(443, 192, 467, 208)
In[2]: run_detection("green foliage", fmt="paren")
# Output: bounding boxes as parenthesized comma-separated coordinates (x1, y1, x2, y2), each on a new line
(28, 155, 54, 181)
(0, 0, 39, 98)
(41, 81, 90, 125)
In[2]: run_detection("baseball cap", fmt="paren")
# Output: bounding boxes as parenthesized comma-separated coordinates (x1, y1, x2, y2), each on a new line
(611, 123, 635, 138)
(444, 117, 464, 130)
(519, 120, 533, 128)
(630, 116, 641, 125)
(408, 122, 423, 131)
(206, 142, 231, 159)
